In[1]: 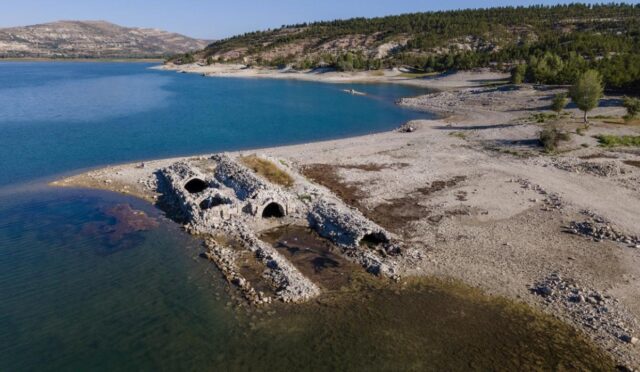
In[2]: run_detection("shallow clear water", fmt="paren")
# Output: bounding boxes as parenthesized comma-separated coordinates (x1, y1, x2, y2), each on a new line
(0, 62, 427, 187)
(0, 62, 613, 370)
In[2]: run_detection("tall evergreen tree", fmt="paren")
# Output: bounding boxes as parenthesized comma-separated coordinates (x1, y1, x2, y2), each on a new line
(570, 70, 604, 125)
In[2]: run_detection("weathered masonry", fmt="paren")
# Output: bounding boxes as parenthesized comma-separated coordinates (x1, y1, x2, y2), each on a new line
(160, 153, 402, 303)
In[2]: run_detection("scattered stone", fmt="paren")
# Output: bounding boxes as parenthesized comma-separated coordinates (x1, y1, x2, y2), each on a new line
(621, 335, 639, 345)
(516, 178, 562, 210)
(553, 160, 627, 177)
(531, 274, 639, 348)
(568, 210, 640, 247)
(397, 123, 416, 133)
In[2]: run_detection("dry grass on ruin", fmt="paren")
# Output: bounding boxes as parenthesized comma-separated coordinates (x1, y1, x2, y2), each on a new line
(240, 155, 294, 188)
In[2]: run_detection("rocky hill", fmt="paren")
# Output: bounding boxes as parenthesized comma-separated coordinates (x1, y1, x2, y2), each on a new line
(171, 4, 640, 90)
(0, 20, 209, 58)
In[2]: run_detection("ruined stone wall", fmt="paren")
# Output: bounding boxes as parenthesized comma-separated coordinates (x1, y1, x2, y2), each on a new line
(213, 154, 268, 200)
(159, 154, 401, 302)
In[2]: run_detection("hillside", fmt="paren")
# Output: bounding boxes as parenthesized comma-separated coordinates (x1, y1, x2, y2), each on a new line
(0, 20, 209, 59)
(173, 4, 640, 90)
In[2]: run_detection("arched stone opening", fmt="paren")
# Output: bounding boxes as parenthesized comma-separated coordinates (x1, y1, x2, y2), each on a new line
(262, 202, 285, 218)
(184, 178, 208, 194)
(359, 232, 389, 247)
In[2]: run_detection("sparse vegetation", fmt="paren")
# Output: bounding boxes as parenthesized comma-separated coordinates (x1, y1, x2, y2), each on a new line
(551, 93, 568, 114)
(510, 64, 526, 85)
(596, 135, 640, 148)
(449, 131, 467, 140)
(530, 112, 557, 123)
(240, 155, 294, 187)
(539, 126, 571, 152)
(569, 70, 603, 125)
(623, 96, 640, 121)
(398, 72, 437, 78)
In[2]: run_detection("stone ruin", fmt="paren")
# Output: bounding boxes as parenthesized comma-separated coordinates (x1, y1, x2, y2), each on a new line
(159, 153, 402, 303)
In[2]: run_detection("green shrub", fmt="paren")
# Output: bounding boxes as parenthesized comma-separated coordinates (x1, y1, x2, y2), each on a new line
(551, 93, 568, 114)
(531, 112, 557, 123)
(510, 64, 526, 84)
(596, 135, 640, 147)
(622, 96, 640, 121)
(539, 126, 571, 152)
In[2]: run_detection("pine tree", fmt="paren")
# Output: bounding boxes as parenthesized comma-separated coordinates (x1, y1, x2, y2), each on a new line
(569, 70, 604, 125)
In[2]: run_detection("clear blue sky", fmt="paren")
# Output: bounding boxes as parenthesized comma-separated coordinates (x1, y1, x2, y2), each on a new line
(1, 0, 636, 40)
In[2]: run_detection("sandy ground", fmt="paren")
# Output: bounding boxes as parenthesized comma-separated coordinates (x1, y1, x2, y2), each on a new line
(54, 70, 640, 368)
(155, 63, 509, 89)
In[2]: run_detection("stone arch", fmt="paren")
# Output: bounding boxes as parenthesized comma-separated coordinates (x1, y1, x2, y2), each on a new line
(359, 232, 389, 247)
(184, 178, 208, 194)
(261, 202, 285, 218)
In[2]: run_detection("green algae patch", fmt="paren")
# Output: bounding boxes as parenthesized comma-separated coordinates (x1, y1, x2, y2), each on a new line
(230, 275, 615, 371)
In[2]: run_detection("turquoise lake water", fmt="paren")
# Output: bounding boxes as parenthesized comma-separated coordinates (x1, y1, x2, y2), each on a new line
(0, 62, 426, 188)
(0, 62, 614, 371)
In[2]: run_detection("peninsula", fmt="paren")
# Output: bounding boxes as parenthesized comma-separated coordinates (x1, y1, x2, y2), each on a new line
(55, 69, 640, 367)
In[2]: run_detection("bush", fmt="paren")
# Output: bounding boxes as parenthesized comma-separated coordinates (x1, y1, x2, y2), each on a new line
(596, 135, 640, 147)
(510, 64, 526, 84)
(530, 112, 556, 123)
(551, 93, 568, 114)
(539, 126, 571, 152)
(622, 96, 640, 120)
(336, 59, 354, 72)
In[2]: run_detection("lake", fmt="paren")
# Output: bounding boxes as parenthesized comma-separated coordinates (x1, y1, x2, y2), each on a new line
(0, 62, 613, 370)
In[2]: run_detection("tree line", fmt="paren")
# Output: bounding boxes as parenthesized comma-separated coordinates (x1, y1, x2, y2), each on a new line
(170, 4, 640, 91)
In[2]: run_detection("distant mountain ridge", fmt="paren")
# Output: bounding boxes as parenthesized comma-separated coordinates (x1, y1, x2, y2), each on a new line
(0, 20, 209, 58)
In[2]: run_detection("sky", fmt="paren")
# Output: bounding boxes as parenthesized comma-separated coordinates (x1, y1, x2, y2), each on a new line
(1, 0, 637, 40)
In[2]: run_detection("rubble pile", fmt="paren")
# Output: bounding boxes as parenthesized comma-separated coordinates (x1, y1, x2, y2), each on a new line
(531, 274, 639, 347)
(569, 210, 640, 247)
